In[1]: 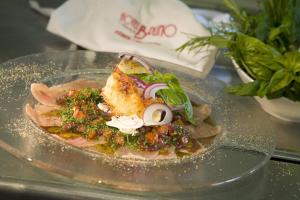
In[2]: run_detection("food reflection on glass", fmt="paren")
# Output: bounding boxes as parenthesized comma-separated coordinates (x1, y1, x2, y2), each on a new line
(25, 53, 221, 160)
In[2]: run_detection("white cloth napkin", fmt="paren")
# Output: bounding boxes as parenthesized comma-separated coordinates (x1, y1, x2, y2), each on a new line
(47, 0, 216, 77)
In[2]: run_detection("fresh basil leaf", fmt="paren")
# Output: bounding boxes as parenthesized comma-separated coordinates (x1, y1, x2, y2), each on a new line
(279, 51, 300, 73)
(294, 76, 300, 83)
(256, 81, 269, 97)
(225, 80, 261, 96)
(268, 26, 286, 42)
(139, 70, 194, 124)
(254, 13, 271, 42)
(267, 69, 294, 93)
(266, 89, 285, 99)
(234, 34, 282, 78)
(284, 81, 300, 101)
(157, 89, 185, 105)
(177, 0, 300, 102)
(183, 96, 195, 124)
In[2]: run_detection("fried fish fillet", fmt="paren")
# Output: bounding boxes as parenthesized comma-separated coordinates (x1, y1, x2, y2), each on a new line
(102, 68, 145, 117)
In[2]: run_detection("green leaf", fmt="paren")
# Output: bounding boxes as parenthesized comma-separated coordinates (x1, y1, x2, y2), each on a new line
(176, 0, 300, 102)
(266, 89, 285, 99)
(267, 69, 294, 93)
(279, 51, 300, 72)
(139, 70, 194, 124)
(233, 34, 282, 79)
(157, 89, 185, 106)
(254, 14, 271, 42)
(183, 96, 195, 124)
(256, 81, 269, 97)
(224, 0, 248, 24)
(294, 76, 300, 83)
(284, 81, 300, 101)
(268, 25, 287, 43)
(225, 80, 261, 96)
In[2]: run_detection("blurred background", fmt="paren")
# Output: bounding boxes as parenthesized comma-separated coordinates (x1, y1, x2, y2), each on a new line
(0, 0, 262, 64)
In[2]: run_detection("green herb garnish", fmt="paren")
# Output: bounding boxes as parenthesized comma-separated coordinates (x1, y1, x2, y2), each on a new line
(178, 0, 300, 101)
(138, 70, 195, 124)
(60, 88, 103, 124)
(125, 134, 140, 150)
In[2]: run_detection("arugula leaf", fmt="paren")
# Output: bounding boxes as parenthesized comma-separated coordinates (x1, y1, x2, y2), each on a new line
(138, 71, 195, 124)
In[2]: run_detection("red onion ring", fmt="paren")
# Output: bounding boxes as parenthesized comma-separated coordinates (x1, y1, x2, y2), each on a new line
(130, 76, 147, 89)
(119, 52, 154, 73)
(143, 83, 169, 99)
(143, 103, 173, 125)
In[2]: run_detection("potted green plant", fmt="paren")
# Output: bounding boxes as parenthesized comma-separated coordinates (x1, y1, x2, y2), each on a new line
(178, 0, 300, 122)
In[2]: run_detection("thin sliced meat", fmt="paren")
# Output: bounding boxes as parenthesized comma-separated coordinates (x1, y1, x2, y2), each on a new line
(177, 141, 205, 154)
(115, 146, 159, 160)
(64, 137, 106, 148)
(194, 104, 212, 122)
(155, 146, 177, 160)
(34, 104, 61, 114)
(31, 83, 61, 106)
(51, 79, 103, 91)
(31, 79, 103, 106)
(186, 123, 222, 139)
(184, 103, 221, 139)
(52, 134, 106, 148)
(25, 104, 39, 124)
(25, 104, 62, 127)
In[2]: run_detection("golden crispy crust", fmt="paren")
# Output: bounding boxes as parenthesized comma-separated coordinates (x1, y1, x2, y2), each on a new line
(102, 68, 145, 117)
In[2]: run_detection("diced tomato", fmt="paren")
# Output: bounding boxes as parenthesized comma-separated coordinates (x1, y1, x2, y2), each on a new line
(76, 124, 86, 133)
(72, 106, 85, 119)
(145, 132, 158, 145)
(103, 129, 112, 139)
(87, 130, 97, 139)
(114, 134, 125, 145)
(68, 90, 76, 97)
(155, 124, 175, 135)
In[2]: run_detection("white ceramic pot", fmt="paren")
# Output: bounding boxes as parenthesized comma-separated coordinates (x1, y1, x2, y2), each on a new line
(232, 60, 300, 122)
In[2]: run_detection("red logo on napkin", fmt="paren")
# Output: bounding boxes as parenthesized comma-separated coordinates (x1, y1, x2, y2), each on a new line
(115, 12, 177, 42)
